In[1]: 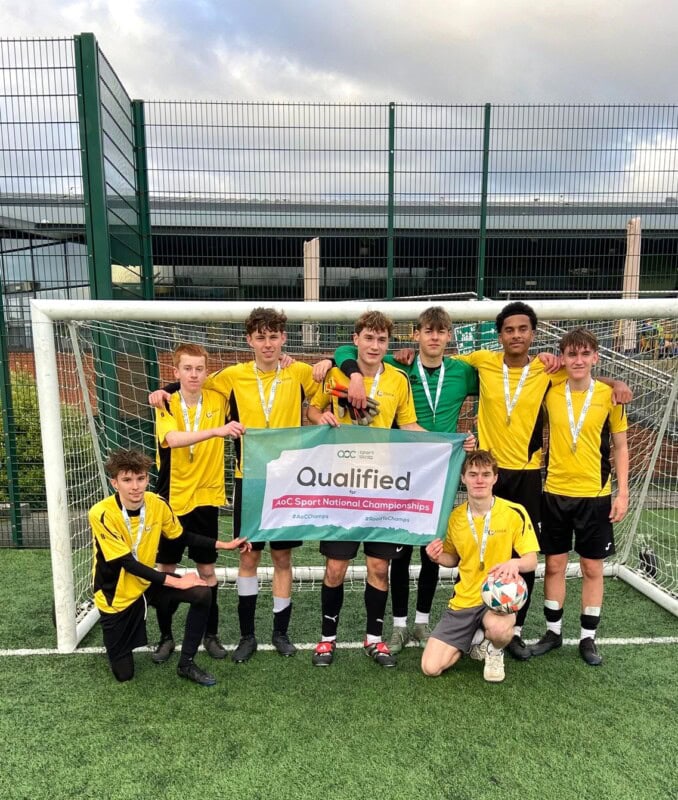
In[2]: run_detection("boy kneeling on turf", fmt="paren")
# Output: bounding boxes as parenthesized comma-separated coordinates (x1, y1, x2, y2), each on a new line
(89, 449, 250, 686)
(421, 450, 539, 683)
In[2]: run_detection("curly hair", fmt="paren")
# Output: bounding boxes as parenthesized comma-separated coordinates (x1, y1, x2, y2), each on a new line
(245, 307, 288, 335)
(104, 449, 153, 478)
(496, 301, 537, 333)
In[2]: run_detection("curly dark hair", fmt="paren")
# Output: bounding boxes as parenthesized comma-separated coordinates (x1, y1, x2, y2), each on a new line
(245, 307, 288, 335)
(495, 301, 537, 333)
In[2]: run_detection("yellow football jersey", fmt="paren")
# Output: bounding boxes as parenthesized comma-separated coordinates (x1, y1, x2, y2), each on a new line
(443, 496, 539, 610)
(90, 492, 182, 613)
(544, 380, 627, 497)
(457, 351, 566, 470)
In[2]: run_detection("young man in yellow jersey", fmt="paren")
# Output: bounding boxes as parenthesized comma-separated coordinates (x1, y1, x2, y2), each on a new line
(454, 302, 631, 661)
(153, 343, 246, 664)
(344, 301, 631, 661)
(422, 450, 539, 683)
(530, 329, 629, 666)
(90, 450, 249, 686)
(150, 309, 318, 664)
(313, 307, 478, 652)
(307, 311, 427, 668)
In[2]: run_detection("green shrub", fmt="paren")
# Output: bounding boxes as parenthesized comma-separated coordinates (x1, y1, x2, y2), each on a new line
(0, 370, 94, 507)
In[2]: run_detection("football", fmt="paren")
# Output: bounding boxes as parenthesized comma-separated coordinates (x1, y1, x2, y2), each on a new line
(481, 574, 529, 614)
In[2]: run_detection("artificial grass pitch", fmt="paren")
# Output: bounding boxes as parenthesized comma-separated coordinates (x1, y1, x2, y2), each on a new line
(0, 549, 677, 800)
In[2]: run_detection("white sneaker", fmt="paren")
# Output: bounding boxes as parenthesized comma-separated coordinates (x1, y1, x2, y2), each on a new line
(483, 648, 505, 683)
(469, 637, 489, 661)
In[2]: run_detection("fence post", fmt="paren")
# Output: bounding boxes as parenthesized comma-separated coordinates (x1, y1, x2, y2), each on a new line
(74, 32, 120, 447)
(74, 32, 113, 299)
(476, 103, 492, 300)
(130, 99, 159, 422)
(0, 282, 23, 546)
(386, 102, 396, 300)
(131, 99, 154, 302)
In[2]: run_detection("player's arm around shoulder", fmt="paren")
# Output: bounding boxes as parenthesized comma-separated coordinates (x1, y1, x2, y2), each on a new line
(446, 355, 479, 395)
(391, 348, 415, 366)
(596, 374, 633, 405)
(453, 348, 491, 368)
(203, 364, 235, 397)
(149, 388, 174, 410)
(295, 360, 322, 401)
(535, 352, 563, 374)
(311, 358, 333, 383)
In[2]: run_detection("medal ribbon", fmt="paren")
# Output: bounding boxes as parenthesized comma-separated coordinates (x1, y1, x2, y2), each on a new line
(368, 367, 381, 401)
(254, 362, 281, 426)
(466, 499, 494, 570)
(416, 356, 444, 421)
(565, 379, 595, 452)
(122, 504, 146, 559)
(179, 391, 202, 461)
(502, 361, 530, 425)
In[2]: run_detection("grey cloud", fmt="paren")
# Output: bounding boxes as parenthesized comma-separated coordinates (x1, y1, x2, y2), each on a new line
(1, 0, 677, 102)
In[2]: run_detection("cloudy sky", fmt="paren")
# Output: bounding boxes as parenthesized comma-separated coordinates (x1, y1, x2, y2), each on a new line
(1, 0, 676, 103)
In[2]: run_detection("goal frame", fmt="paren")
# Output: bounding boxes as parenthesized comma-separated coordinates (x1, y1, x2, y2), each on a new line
(30, 297, 678, 652)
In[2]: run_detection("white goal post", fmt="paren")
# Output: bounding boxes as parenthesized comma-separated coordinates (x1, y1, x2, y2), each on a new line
(30, 298, 678, 652)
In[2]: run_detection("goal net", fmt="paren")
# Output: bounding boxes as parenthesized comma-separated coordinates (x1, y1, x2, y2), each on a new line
(30, 298, 678, 651)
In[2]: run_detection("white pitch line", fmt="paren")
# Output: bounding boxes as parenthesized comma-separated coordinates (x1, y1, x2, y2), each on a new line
(1, 637, 677, 657)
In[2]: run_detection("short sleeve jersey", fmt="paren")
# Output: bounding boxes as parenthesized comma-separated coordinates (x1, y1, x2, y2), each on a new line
(443, 496, 539, 611)
(206, 360, 318, 478)
(334, 345, 478, 433)
(90, 492, 182, 613)
(544, 380, 628, 497)
(155, 387, 228, 515)
(457, 351, 566, 470)
(311, 363, 417, 429)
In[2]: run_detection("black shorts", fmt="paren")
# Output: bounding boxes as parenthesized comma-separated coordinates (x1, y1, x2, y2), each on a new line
(495, 468, 542, 533)
(99, 595, 148, 662)
(319, 540, 409, 561)
(156, 505, 219, 565)
(540, 493, 615, 559)
(233, 478, 302, 553)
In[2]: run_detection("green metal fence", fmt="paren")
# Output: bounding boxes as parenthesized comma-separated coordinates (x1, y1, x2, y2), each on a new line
(144, 100, 678, 302)
(1, 38, 83, 545)
(1, 33, 678, 545)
